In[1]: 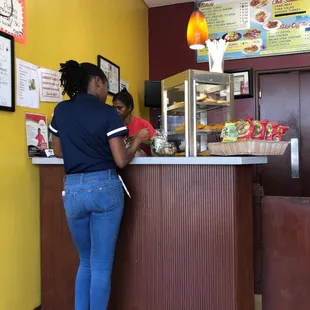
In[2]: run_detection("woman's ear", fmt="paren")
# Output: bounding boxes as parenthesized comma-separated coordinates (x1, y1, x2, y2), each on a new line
(95, 76, 102, 87)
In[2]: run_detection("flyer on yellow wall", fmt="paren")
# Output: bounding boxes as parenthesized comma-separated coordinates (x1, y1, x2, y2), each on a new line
(25, 113, 48, 158)
(197, 0, 310, 62)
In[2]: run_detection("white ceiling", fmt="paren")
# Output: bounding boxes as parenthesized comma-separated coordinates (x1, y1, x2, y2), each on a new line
(144, 0, 191, 8)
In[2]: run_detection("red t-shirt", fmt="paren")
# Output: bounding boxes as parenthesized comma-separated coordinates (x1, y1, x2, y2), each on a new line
(127, 117, 156, 156)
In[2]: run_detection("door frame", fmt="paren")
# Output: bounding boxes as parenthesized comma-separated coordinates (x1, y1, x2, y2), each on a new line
(253, 66, 310, 294)
(254, 66, 310, 119)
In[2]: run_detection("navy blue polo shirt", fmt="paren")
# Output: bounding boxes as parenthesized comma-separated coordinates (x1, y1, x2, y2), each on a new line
(49, 93, 128, 175)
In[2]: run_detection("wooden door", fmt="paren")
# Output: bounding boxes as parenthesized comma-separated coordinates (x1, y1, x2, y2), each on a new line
(299, 72, 310, 197)
(262, 196, 310, 310)
(259, 72, 310, 310)
(259, 72, 302, 196)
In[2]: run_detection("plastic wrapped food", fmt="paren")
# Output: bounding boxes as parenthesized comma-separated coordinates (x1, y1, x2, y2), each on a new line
(253, 120, 268, 140)
(157, 142, 177, 156)
(274, 125, 289, 141)
(151, 130, 167, 156)
(266, 122, 280, 140)
(221, 122, 239, 142)
(236, 118, 254, 140)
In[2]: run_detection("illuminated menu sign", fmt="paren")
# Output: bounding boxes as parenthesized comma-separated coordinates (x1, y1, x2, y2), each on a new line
(197, 0, 310, 62)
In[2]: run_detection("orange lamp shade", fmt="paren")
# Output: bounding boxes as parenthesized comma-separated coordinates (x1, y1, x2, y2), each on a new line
(186, 9, 208, 50)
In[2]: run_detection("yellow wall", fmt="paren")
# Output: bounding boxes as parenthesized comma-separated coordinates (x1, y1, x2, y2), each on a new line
(0, 0, 149, 309)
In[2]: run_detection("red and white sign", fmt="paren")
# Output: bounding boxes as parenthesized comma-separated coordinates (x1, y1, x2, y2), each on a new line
(25, 112, 48, 157)
(38, 67, 62, 103)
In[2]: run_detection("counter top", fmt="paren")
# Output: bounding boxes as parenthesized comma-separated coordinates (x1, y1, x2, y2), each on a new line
(32, 156, 267, 166)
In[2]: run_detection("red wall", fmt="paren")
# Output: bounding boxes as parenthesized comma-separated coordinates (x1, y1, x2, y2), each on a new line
(148, 3, 310, 119)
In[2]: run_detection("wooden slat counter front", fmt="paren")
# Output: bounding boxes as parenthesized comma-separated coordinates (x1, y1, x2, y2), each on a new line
(32, 156, 267, 310)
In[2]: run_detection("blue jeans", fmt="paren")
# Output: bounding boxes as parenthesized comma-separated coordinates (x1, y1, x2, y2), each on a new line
(62, 170, 124, 310)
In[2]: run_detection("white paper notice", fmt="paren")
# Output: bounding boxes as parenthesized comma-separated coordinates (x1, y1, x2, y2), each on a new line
(16, 58, 40, 109)
(0, 34, 12, 108)
(38, 68, 62, 102)
(120, 79, 129, 91)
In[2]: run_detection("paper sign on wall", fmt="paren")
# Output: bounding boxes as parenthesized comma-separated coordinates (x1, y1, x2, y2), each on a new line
(120, 79, 129, 91)
(0, 31, 13, 110)
(25, 112, 48, 158)
(16, 58, 40, 109)
(38, 68, 62, 102)
(0, 0, 26, 44)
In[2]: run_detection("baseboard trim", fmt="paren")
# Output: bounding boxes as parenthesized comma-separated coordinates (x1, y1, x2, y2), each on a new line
(34, 306, 42, 310)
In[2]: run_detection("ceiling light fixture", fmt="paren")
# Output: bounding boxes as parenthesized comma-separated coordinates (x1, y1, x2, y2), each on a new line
(186, 0, 208, 50)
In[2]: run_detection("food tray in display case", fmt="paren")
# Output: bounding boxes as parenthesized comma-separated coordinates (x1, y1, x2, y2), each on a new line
(208, 140, 290, 156)
(161, 69, 234, 157)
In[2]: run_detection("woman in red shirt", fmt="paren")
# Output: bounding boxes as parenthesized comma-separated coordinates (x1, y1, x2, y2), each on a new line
(113, 89, 155, 156)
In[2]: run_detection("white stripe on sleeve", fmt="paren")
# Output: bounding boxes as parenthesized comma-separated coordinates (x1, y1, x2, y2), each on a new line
(107, 126, 127, 137)
(49, 124, 58, 133)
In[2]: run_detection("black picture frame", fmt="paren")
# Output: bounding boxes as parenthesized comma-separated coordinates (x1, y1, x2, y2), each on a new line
(0, 31, 15, 112)
(225, 68, 254, 99)
(97, 55, 120, 96)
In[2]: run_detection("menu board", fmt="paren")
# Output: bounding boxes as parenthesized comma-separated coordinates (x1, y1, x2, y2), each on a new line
(197, 0, 310, 63)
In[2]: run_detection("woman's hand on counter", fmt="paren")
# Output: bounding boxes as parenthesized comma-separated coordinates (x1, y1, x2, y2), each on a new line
(109, 129, 149, 169)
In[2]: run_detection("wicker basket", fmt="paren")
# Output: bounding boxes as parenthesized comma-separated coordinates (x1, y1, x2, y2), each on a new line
(208, 140, 290, 156)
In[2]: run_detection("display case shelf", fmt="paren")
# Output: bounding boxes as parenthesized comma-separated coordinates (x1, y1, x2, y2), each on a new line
(166, 101, 230, 113)
(161, 69, 234, 157)
(168, 130, 222, 136)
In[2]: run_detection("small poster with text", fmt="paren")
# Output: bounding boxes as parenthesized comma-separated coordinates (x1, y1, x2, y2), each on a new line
(25, 112, 48, 158)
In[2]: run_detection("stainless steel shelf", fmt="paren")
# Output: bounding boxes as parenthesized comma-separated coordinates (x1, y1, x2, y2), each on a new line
(166, 101, 230, 113)
(168, 130, 221, 136)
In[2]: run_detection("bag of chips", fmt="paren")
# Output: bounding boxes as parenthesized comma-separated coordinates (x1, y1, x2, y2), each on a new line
(266, 122, 280, 140)
(236, 118, 254, 140)
(273, 125, 289, 141)
(253, 120, 268, 140)
(221, 122, 239, 142)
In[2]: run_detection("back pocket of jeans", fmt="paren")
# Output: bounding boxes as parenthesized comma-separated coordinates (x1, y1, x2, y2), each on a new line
(62, 191, 76, 217)
(89, 184, 119, 212)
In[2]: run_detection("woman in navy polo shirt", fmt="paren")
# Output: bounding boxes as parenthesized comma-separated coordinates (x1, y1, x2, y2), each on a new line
(49, 60, 149, 310)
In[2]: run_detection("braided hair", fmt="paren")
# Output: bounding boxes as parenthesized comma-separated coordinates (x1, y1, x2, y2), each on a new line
(112, 88, 134, 112)
(59, 60, 108, 99)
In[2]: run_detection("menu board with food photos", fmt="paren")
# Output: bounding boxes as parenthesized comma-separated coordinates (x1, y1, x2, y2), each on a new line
(197, 0, 310, 62)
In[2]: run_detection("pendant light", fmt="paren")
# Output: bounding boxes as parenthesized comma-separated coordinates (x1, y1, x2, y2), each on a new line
(186, 0, 208, 50)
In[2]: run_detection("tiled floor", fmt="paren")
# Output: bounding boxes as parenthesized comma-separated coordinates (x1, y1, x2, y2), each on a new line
(255, 295, 262, 310)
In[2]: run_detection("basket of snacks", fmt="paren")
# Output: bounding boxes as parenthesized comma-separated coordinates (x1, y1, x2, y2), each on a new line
(208, 118, 290, 156)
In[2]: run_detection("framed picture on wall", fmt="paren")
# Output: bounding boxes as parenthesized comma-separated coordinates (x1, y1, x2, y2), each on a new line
(97, 55, 120, 95)
(225, 68, 254, 99)
(0, 31, 15, 112)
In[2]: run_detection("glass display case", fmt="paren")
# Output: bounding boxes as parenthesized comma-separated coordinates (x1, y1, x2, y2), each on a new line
(161, 69, 234, 157)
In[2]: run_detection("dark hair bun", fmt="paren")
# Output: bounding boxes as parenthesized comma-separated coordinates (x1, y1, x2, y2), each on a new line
(59, 60, 108, 100)
(113, 88, 134, 112)
(60, 60, 80, 71)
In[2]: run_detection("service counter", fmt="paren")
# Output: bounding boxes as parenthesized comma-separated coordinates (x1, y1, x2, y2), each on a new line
(33, 156, 267, 310)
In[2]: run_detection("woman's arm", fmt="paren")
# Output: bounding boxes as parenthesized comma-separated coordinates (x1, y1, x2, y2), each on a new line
(52, 135, 63, 158)
(109, 129, 149, 169)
